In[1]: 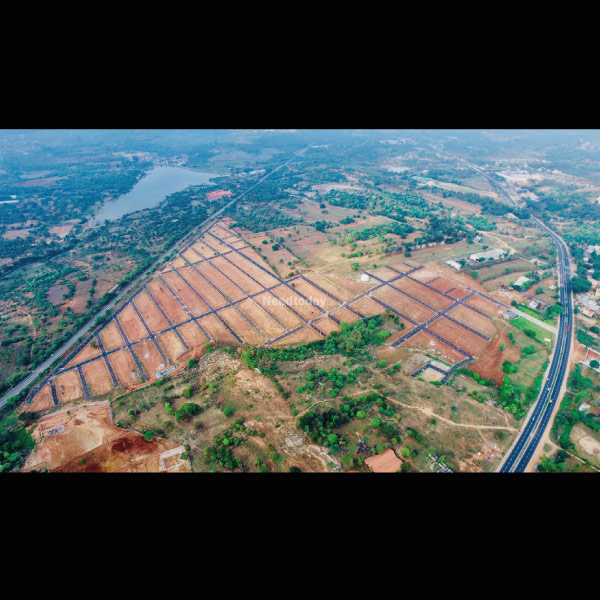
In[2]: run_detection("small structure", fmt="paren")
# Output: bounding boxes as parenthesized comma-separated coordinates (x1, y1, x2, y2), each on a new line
(579, 403, 591, 413)
(360, 273, 370, 282)
(468, 249, 504, 262)
(364, 449, 402, 473)
(513, 275, 531, 289)
(527, 295, 550, 312)
(503, 309, 519, 320)
(445, 260, 462, 271)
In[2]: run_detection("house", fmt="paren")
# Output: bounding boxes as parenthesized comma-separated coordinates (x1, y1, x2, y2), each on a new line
(513, 275, 531, 289)
(503, 310, 519, 320)
(468, 249, 504, 262)
(364, 449, 402, 473)
(445, 260, 462, 271)
(579, 403, 591, 413)
(527, 295, 550, 312)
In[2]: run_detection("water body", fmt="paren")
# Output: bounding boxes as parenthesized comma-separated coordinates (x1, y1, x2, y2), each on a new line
(93, 166, 220, 222)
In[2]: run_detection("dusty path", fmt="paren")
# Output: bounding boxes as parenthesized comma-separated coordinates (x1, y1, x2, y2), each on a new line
(385, 396, 518, 432)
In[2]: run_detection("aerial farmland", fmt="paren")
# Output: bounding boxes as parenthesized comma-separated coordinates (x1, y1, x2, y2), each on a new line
(4, 129, 596, 474)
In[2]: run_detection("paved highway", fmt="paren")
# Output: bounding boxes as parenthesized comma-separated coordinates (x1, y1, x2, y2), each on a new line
(0, 147, 307, 410)
(461, 162, 574, 472)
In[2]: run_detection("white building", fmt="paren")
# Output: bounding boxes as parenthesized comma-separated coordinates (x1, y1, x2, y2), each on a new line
(445, 260, 462, 271)
(468, 249, 504, 262)
(513, 275, 531, 288)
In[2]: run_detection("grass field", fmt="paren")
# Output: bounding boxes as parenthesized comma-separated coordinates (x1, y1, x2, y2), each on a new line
(510, 317, 553, 347)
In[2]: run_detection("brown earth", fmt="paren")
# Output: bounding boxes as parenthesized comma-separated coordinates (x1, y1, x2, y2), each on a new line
(160, 271, 210, 317)
(147, 277, 191, 323)
(118, 304, 148, 343)
(99, 320, 125, 352)
(108, 349, 142, 386)
(469, 331, 520, 386)
(237, 298, 286, 339)
(81, 359, 114, 397)
(54, 370, 84, 404)
(133, 291, 169, 333)
(22, 402, 190, 473)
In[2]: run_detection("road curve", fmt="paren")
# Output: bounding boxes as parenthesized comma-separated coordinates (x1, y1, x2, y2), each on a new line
(462, 162, 574, 472)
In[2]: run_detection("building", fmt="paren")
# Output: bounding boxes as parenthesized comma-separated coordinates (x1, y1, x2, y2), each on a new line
(513, 275, 531, 289)
(364, 448, 403, 473)
(468, 249, 504, 262)
(579, 402, 591, 413)
(360, 273, 370, 282)
(445, 260, 462, 271)
(527, 295, 550, 312)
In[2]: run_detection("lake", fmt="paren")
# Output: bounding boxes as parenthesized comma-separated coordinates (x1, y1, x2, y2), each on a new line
(93, 166, 220, 222)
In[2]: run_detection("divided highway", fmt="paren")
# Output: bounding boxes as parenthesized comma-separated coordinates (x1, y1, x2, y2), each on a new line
(464, 162, 574, 472)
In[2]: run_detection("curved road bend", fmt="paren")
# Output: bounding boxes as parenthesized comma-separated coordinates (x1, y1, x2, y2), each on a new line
(460, 161, 574, 472)
(0, 147, 308, 409)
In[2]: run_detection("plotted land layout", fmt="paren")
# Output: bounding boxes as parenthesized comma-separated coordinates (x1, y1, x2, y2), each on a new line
(25, 216, 523, 414)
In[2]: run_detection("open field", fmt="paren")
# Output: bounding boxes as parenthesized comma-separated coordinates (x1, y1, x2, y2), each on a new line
(23, 216, 530, 469)
(23, 402, 189, 473)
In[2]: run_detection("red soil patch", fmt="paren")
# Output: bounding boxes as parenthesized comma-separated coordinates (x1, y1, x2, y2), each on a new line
(159, 271, 209, 317)
(54, 370, 84, 404)
(447, 304, 497, 338)
(365, 448, 402, 473)
(23, 402, 190, 473)
(118, 304, 147, 343)
(99, 320, 125, 352)
(469, 331, 520, 386)
(47, 284, 68, 305)
(233, 249, 280, 287)
(206, 189, 232, 201)
(371, 286, 436, 323)
(177, 265, 228, 309)
(65, 339, 102, 368)
(108, 348, 142, 386)
(147, 277, 191, 323)
(350, 296, 387, 318)
(403, 330, 465, 364)
(428, 317, 489, 357)
(292, 278, 341, 312)
(189, 240, 218, 259)
(210, 256, 264, 295)
(464, 294, 505, 318)
(219, 306, 265, 345)
(49, 224, 74, 238)
(270, 285, 324, 321)
(182, 247, 204, 263)
(133, 291, 169, 333)
(81, 358, 114, 397)
(199, 313, 238, 344)
(237, 298, 286, 339)
(254, 292, 304, 329)
(176, 321, 209, 349)
(271, 326, 323, 347)
(428, 278, 456, 293)
(134, 339, 167, 378)
(330, 307, 362, 324)
(447, 286, 471, 299)
(2, 229, 30, 240)
(156, 330, 187, 362)
(313, 317, 341, 336)
(393, 278, 454, 311)
(24, 384, 54, 413)
(195, 261, 247, 302)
